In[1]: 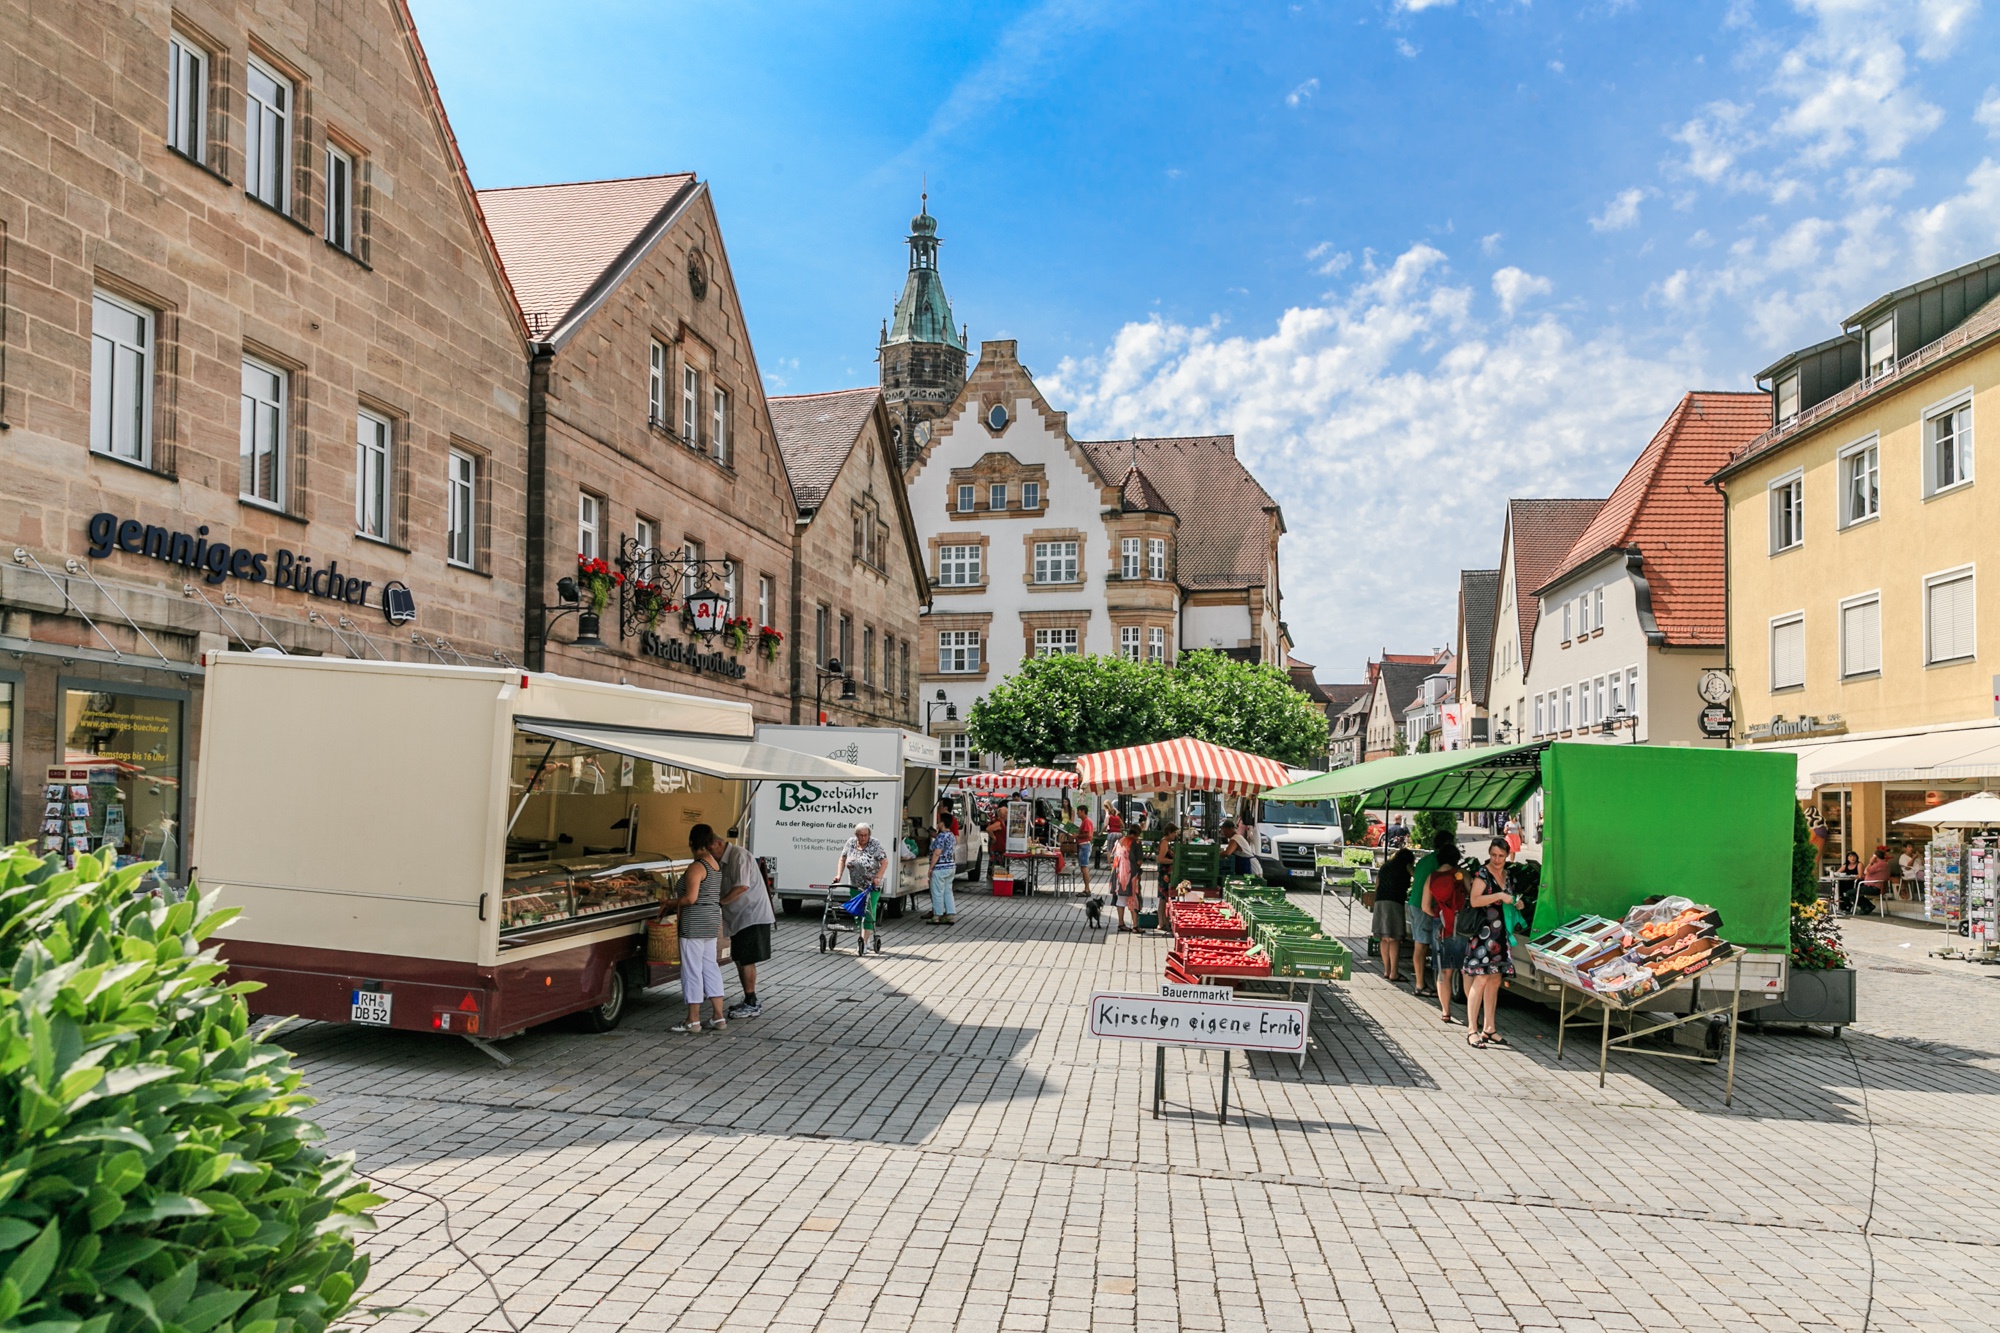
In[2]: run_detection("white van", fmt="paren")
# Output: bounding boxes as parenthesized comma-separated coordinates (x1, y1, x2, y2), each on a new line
(1256, 768, 1346, 888)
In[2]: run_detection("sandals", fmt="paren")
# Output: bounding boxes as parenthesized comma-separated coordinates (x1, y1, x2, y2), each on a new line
(1467, 1032, 1487, 1049)
(1484, 1031, 1509, 1047)
(1439, 1012, 1458, 1024)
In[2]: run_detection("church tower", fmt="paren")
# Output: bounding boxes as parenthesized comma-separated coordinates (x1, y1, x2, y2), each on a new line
(879, 197, 967, 469)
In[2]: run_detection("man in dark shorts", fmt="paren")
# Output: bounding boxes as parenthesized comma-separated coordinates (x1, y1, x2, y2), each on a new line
(703, 824, 774, 1019)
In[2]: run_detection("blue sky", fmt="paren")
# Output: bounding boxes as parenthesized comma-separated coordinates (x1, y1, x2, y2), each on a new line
(413, 0, 2000, 680)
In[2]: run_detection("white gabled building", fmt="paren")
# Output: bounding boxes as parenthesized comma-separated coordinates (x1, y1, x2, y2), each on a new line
(902, 340, 1287, 767)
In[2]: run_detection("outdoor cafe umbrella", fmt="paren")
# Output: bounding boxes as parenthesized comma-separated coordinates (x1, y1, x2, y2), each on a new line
(1895, 792, 2000, 827)
(1073, 737, 1291, 798)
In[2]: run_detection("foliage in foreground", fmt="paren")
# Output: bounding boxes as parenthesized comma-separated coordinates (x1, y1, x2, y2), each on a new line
(0, 846, 379, 1333)
(966, 650, 1332, 769)
(1789, 898, 1849, 972)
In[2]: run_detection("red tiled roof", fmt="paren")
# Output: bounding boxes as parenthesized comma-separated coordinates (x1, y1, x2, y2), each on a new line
(1505, 499, 1605, 673)
(1542, 392, 1767, 647)
(1118, 466, 1175, 515)
(1076, 436, 1277, 589)
(477, 174, 697, 334)
(768, 387, 881, 511)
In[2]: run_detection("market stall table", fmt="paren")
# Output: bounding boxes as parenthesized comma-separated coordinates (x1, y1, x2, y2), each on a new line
(1004, 849, 1062, 894)
(1549, 953, 1747, 1104)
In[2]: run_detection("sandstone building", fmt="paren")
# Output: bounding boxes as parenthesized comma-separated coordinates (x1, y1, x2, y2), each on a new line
(769, 387, 931, 728)
(0, 0, 527, 873)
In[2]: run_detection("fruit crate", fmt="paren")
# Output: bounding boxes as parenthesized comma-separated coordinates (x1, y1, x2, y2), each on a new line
(1168, 941, 1272, 979)
(1268, 937, 1352, 980)
(1166, 901, 1248, 939)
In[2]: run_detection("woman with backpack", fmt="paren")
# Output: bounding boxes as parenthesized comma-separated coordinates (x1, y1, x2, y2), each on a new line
(1460, 837, 1519, 1049)
(1421, 846, 1469, 1025)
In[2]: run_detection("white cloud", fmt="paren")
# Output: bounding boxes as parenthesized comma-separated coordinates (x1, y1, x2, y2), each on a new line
(1044, 246, 1696, 674)
(1395, 38, 1420, 57)
(1590, 187, 1652, 232)
(1306, 241, 1352, 276)
(1285, 77, 1319, 108)
(1397, 0, 1456, 9)
(1977, 87, 2000, 137)
(1770, 1, 1953, 167)
(1480, 232, 1504, 256)
(1491, 266, 1553, 315)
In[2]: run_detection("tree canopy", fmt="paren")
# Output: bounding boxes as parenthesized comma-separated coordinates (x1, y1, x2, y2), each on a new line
(966, 650, 1331, 770)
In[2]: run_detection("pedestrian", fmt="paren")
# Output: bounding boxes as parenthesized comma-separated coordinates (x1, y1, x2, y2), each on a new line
(1407, 830, 1455, 997)
(926, 805, 959, 924)
(1374, 848, 1414, 985)
(1422, 845, 1469, 1025)
(986, 806, 1007, 885)
(1504, 815, 1522, 857)
(832, 821, 889, 955)
(668, 826, 727, 1034)
(1077, 804, 1096, 870)
(1898, 845, 1924, 901)
(1222, 817, 1258, 877)
(704, 824, 773, 1020)
(1859, 846, 1890, 916)
(1113, 826, 1142, 931)
(1462, 838, 1518, 1049)
(1104, 804, 1124, 837)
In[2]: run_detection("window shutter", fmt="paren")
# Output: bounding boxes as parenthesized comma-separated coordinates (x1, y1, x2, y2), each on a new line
(1929, 576, 1975, 663)
(1842, 600, 1880, 676)
(1772, 619, 1805, 689)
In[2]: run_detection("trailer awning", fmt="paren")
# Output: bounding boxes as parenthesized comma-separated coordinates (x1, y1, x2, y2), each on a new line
(1259, 742, 1548, 811)
(514, 721, 897, 782)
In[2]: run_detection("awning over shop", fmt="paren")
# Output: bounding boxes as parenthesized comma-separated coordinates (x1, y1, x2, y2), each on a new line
(1260, 742, 1547, 811)
(514, 720, 897, 782)
(1812, 723, 2000, 787)
(960, 767, 1079, 792)
(1075, 738, 1292, 797)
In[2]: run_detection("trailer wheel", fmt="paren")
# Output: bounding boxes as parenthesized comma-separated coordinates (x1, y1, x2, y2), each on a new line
(579, 966, 628, 1033)
(783, 898, 802, 916)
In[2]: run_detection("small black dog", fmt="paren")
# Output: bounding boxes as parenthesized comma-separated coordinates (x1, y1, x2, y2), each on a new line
(1083, 896, 1106, 928)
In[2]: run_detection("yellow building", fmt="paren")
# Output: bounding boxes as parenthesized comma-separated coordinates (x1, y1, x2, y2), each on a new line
(1715, 253, 2000, 886)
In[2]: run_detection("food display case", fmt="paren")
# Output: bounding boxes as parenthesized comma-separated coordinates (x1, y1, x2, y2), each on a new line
(499, 858, 679, 936)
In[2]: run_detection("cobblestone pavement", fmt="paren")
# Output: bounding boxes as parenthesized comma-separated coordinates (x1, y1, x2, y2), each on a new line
(270, 887, 2000, 1333)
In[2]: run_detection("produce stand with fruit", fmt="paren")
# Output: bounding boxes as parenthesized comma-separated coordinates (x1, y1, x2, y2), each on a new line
(1261, 742, 1798, 1100)
(193, 654, 893, 1058)
(1162, 881, 1354, 1067)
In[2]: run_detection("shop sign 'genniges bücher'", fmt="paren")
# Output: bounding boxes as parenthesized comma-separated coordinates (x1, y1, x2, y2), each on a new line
(85, 511, 415, 623)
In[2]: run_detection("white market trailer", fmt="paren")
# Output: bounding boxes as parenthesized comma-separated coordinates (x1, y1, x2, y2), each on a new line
(749, 724, 942, 917)
(192, 654, 888, 1046)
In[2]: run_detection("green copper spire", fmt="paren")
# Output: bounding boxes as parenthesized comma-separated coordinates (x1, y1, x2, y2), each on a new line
(883, 196, 965, 352)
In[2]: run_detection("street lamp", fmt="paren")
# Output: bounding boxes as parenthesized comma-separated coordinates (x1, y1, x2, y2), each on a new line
(923, 688, 957, 736)
(1598, 706, 1638, 743)
(540, 577, 602, 648)
(813, 658, 855, 725)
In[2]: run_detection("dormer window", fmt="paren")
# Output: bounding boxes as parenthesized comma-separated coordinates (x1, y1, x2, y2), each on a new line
(1775, 373, 1800, 424)
(1865, 316, 1895, 379)
(1021, 481, 1041, 510)
(989, 483, 1007, 510)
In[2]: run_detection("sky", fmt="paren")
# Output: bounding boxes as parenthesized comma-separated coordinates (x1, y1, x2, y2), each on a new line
(411, 0, 2000, 681)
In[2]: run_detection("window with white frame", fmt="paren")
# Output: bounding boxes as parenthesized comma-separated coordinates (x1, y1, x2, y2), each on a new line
(1595, 676, 1607, 721)
(838, 613, 851, 670)
(939, 630, 980, 673)
(1578, 680, 1592, 728)
(167, 33, 207, 162)
(938, 544, 981, 586)
(1148, 538, 1166, 581)
(1625, 667, 1638, 719)
(1927, 398, 1973, 496)
(239, 356, 286, 506)
(1120, 625, 1142, 660)
(1562, 686, 1573, 730)
(648, 341, 667, 427)
(681, 365, 698, 444)
(1562, 600, 1573, 642)
(1034, 627, 1079, 657)
(711, 386, 730, 464)
(1148, 627, 1165, 663)
(1775, 372, 1800, 424)
(723, 560, 740, 618)
(1610, 672, 1623, 715)
(447, 449, 477, 568)
(90, 292, 153, 465)
(633, 516, 657, 562)
(1926, 568, 1976, 665)
(1578, 591, 1593, 636)
(1840, 593, 1881, 678)
(1865, 316, 1895, 379)
(1033, 541, 1078, 584)
(325, 144, 353, 252)
(956, 484, 975, 512)
(355, 409, 390, 539)
(989, 483, 1007, 511)
(815, 605, 830, 666)
(1770, 472, 1804, 552)
(1594, 586, 1604, 629)
(757, 575, 772, 628)
(1021, 481, 1041, 510)
(1534, 694, 1545, 735)
(1770, 614, 1805, 690)
(1841, 439, 1879, 525)
(940, 731, 972, 768)
(577, 491, 601, 559)
(1121, 537, 1141, 580)
(862, 626, 874, 685)
(244, 59, 290, 210)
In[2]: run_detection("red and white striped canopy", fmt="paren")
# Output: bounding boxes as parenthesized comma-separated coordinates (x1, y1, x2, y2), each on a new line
(1074, 738, 1291, 798)
(959, 766, 1080, 792)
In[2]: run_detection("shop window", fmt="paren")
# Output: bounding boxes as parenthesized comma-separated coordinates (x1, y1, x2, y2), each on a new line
(58, 688, 184, 881)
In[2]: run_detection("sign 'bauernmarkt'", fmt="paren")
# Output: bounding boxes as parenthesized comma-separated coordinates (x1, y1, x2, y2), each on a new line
(1087, 991, 1309, 1053)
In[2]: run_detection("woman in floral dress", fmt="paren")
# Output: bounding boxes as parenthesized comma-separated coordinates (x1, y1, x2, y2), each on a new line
(1461, 838, 1518, 1050)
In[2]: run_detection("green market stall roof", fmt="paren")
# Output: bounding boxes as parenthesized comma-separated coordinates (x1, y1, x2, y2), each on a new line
(1260, 742, 1549, 811)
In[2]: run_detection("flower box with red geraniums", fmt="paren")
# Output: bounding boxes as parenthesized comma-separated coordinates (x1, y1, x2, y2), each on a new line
(576, 555, 623, 614)
(757, 624, 784, 662)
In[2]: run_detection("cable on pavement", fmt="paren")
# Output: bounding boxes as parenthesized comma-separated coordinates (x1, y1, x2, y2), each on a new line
(367, 1172, 524, 1333)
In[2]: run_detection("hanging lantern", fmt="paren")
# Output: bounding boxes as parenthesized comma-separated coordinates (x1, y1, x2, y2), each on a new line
(688, 592, 728, 634)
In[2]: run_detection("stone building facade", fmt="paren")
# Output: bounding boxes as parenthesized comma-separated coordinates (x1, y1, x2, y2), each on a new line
(0, 0, 527, 875)
(769, 387, 930, 728)
(479, 175, 798, 720)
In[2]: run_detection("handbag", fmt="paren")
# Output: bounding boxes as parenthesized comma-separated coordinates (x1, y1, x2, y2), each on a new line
(646, 918, 679, 963)
(842, 888, 872, 917)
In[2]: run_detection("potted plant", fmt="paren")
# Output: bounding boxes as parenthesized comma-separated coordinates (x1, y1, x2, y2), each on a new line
(724, 614, 753, 652)
(757, 624, 784, 662)
(575, 555, 621, 638)
(1752, 804, 1858, 1032)
(630, 578, 667, 631)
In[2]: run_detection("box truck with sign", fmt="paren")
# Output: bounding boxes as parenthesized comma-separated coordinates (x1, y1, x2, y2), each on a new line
(749, 725, 942, 917)
(192, 654, 888, 1049)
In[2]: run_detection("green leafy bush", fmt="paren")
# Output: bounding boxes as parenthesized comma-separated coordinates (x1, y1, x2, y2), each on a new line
(0, 846, 379, 1333)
